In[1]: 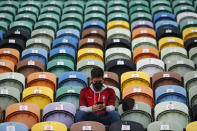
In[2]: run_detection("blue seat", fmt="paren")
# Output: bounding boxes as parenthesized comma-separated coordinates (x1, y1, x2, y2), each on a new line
(155, 20, 178, 32)
(0, 122, 28, 131)
(56, 28, 80, 41)
(58, 71, 88, 88)
(52, 36, 78, 51)
(83, 20, 106, 30)
(153, 12, 175, 24)
(155, 85, 188, 105)
(0, 30, 3, 40)
(49, 46, 76, 62)
(21, 48, 48, 65)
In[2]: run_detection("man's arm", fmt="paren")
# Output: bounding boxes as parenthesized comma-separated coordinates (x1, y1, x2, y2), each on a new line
(79, 88, 92, 112)
(105, 88, 116, 112)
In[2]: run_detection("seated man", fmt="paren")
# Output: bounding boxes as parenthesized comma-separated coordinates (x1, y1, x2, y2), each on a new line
(75, 67, 120, 127)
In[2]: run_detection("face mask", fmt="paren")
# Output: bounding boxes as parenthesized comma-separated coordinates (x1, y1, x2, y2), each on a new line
(93, 81, 103, 91)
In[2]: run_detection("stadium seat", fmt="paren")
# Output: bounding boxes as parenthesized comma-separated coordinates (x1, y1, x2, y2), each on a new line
(132, 37, 157, 51)
(109, 121, 144, 131)
(0, 122, 28, 131)
(131, 20, 153, 31)
(70, 121, 105, 131)
(5, 29, 30, 43)
(184, 71, 197, 92)
(81, 28, 105, 41)
(78, 38, 104, 50)
(147, 121, 182, 131)
(104, 71, 119, 88)
(31, 29, 55, 43)
(132, 27, 156, 40)
(186, 121, 197, 131)
(107, 28, 131, 42)
(105, 38, 131, 50)
(0, 59, 14, 73)
(0, 48, 20, 65)
(189, 47, 197, 64)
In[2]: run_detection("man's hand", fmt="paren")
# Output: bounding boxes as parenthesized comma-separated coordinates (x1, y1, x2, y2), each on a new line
(92, 104, 100, 112)
(98, 104, 106, 111)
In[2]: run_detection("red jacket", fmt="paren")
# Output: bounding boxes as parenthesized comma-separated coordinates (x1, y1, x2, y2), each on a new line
(79, 84, 116, 113)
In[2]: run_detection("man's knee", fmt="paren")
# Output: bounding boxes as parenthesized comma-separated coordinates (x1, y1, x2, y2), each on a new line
(108, 111, 120, 120)
(75, 111, 89, 122)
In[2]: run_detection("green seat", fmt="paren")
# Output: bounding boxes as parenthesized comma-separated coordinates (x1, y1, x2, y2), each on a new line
(38, 13, 60, 25)
(10, 20, 33, 34)
(155, 101, 190, 130)
(151, 1, 171, 8)
(108, 85, 120, 110)
(189, 86, 197, 107)
(0, 13, 13, 24)
(0, 7, 16, 18)
(61, 13, 83, 24)
(0, 72, 25, 93)
(56, 86, 82, 109)
(26, 37, 51, 52)
(47, 59, 74, 77)
(105, 47, 131, 64)
(40, 6, 61, 16)
(18, 6, 39, 18)
(108, 12, 129, 22)
(0, 1, 19, 10)
(0, 21, 9, 33)
(43, 1, 63, 9)
(118, 102, 152, 128)
(21, 1, 41, 10)
(132, 37, 157, 51)
(129, 5, 150, 15)
(107, 0, 127, 8)
(84, 13, 106, 23)
(86, 1, 106, 8)
(107, 28, 131, 42)
(34, 21, 57, 33)
(129, 1, 149, 8)
(184, 71, 197, 92)
(15, 13, 37, 25)
(31, 29, 55, 43)
(172, 0, 193, 8)
(166, 58, 195, 76)
(174, 5, 195, 16)
(85, 6, 105, 15)
(180, 19, 197, 32)
(77, 59, 104, 78)
(152, 5, 172, 15)
(161, 47, 188, 64)
(189, 47, 197, 65)
(108, 6, 128, 15)
(130, 12, 152, 22)
(63, 6, 83, 15)
(64, 1, 84, 9)
(0, 87, 20, 110)
(59, 20, 81, 31)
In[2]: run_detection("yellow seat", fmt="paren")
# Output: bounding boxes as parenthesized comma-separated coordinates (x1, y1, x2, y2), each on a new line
(121, 71, 150, 91)
(31, 121, 67, 131)
(183, 27, 197, 42)
(159, 37, 184, 52)
(77, 48, 103, 62)
(22, 86, 53, 109)
(107, 20, 130, 31)
(186, 121, 197, 131)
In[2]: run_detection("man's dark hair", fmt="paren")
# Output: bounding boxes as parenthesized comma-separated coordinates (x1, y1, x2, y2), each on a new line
(91, 67, 104, 79)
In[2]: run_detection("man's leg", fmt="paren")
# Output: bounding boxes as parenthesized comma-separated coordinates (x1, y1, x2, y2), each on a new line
(97, 111, 120, 126)
(75, 111, 99, 122)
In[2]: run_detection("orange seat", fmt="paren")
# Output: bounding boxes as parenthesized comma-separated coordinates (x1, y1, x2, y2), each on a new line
(6, 103, 40, 129)
(0, 48, 20, 65)
(0, 59, 14, 73)
(27, 72, 57, 92)
(133, 47, 159, 64)
(132, 28, 156, 39)
(104, 71, 119, 88)
(122, 86, 154, 108)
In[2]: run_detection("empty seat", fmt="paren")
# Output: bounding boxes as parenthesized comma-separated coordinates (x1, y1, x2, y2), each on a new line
(183, 27, 197, 42)
(0, 87, 20, 110)
(31, 121, 67, 131)
(34, 21, 57, 33)
(153, 12, 175, 24)
(147, 121, 182, 131)
(15, 13, 37, 25)
(118, 102, 152, 128)
(155, 101, 190, 129)
(185, 37, 197, 52)
(121, 71, 150, 91)
(107, 28, 131, 42)
(78, 38, 104, 50)
(83, 20, 106, 31)
(77, 48, 103, 62)
(61, 13, 83, 25)
(0, 59, 14, 73)
(41, 7, 61, 16)
(106, 59, 136, 78)
(43, 102, 76, 129)
(186, 121, 197, 131)
(22, 86, 53, 109)
(0, 122, 28, 131)
(177, 12, 197, 24)
(43, 1, 63, 9)
(21, 48, 48, 65)
(132, 37, 157, 51)
(58, 71, 88, 88)
(85, 6, 105, 15)
(64, 1, 84, 9)
(155, 20, 178, 32)
(155, 85, 187, 105)
(108, 0, 127, 8)
(188, 86, 197, 107)
(156, 28, 181, 40)
(16, 59, 45, 77)
(107, 12, 129, 22)
(131, 20, 153, 32)
(152, 72, 182, 91)
(63, 6, 83, 15)
(107, 20, 130, 31)
(132, 28, 156, 40)
(105, 38, 131, 50)
(31, 29, 55, 43)
(77, 59, 104, 78)
(184, 71, 197, 92)
(109, 121, 144, 131)
(27, 72, 56, 92)
(6, 103, 40, 129)
(180, 19, 197, 33)
(189, 47, 197, 64)
(104, 71, 119, 88)
(191, 104, 197, 121)
(56, 29, 80, 41)
(166, 58, 195, 76)
(133, 47, 159, 64)
(70, 121, 105, 131)
(10, 21, 33, 34)
(82, 28, 105, 41)
(86, 1, 105, 8)
(161, 47, 187, 64)
(0, 48, 20, 65)
(174, 5, 195, 16)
